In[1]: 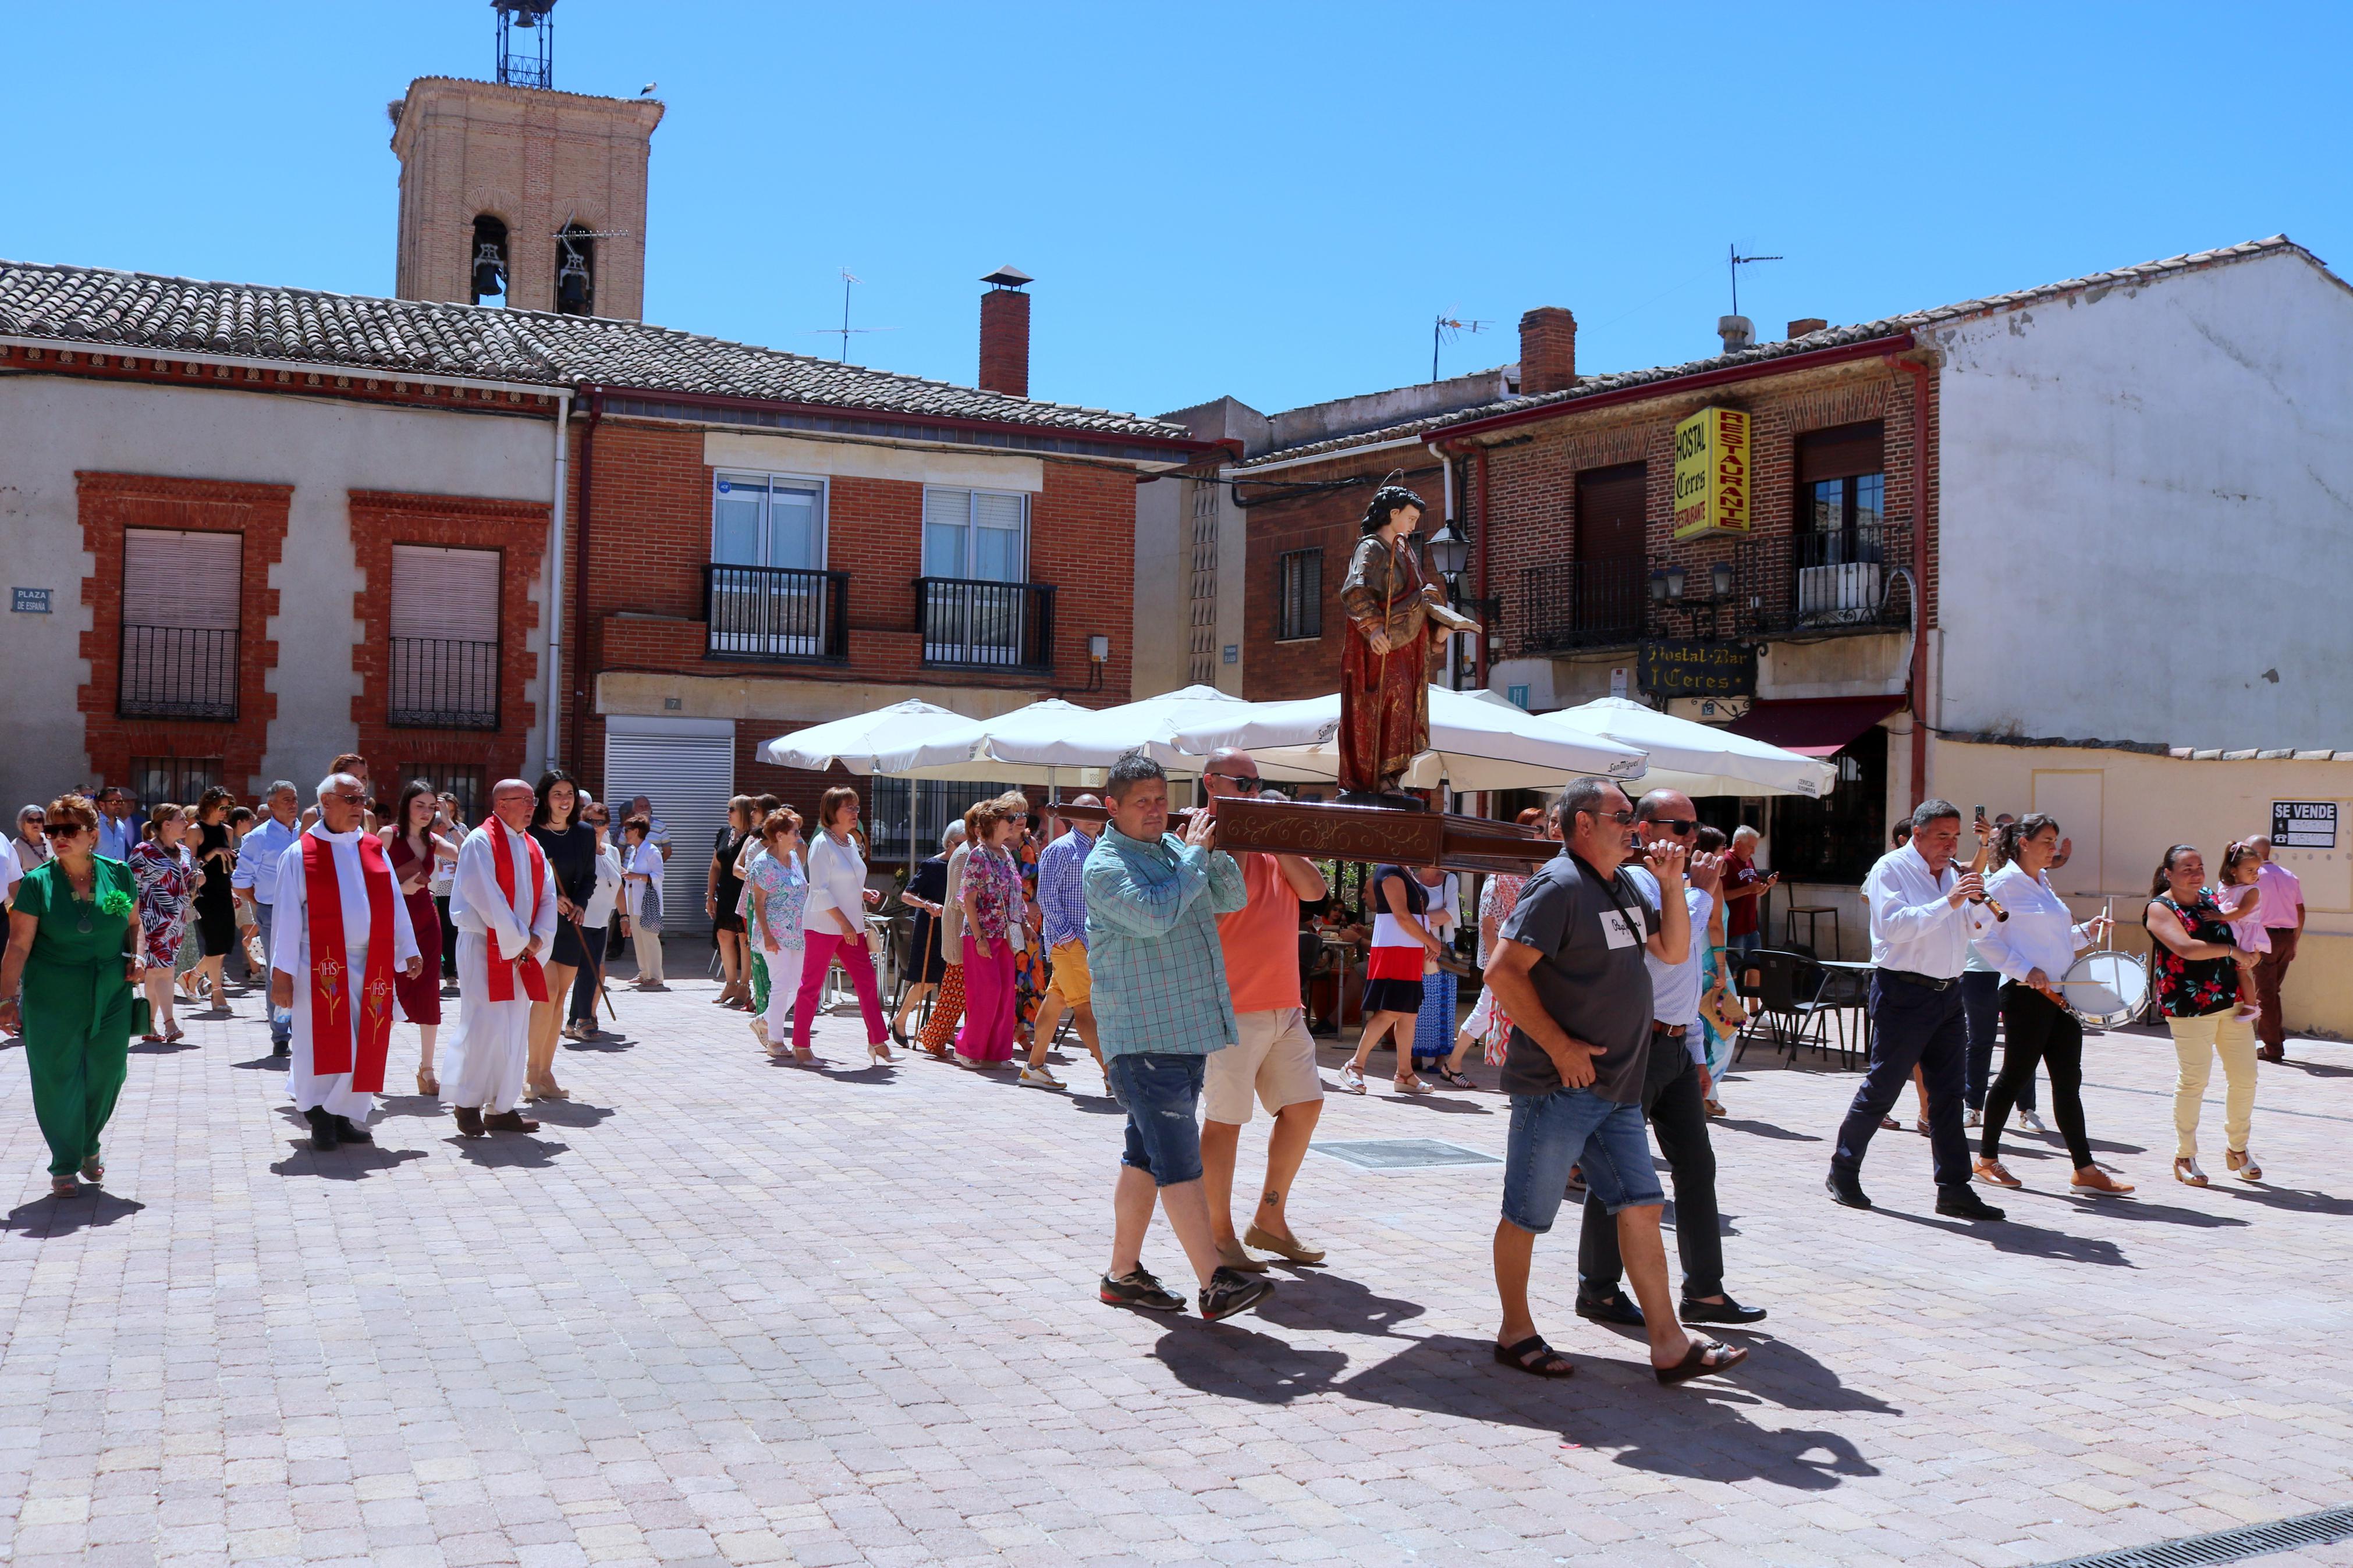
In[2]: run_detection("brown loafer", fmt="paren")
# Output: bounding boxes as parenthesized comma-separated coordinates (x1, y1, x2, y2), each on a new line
(1244, 1224, 1327, 1265)
(483, 1110, 540, 1133)
(452, 1105, 486, 1139)
(1215, 1238, 1269, 1274)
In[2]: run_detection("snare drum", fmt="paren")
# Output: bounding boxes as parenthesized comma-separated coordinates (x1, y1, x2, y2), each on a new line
(2060, 950, 2150, 1028)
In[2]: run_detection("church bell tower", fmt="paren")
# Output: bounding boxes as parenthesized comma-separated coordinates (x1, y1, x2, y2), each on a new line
(389, 0, 663, 319)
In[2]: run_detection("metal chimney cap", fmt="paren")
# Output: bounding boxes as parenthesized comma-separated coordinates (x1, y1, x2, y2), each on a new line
(981, 265, 1034, 289)
(1717, 314, 1755, 350)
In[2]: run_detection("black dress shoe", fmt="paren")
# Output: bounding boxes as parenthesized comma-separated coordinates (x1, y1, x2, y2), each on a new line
(303, 1106, 339, 1151)
(1681, 1293, 1769, 1325)
(1826, 1170, 1872, 1210)
(271, 1039, 291, 1057)
(1936, 1188, 2007, 1222)
(452, 1105, 486, 1138)
(1574, 1288, 1645, 1327)
(333, 1115, 373, 1144)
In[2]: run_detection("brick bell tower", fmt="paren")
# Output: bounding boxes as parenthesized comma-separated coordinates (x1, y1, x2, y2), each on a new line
(389, 0, 663, 319)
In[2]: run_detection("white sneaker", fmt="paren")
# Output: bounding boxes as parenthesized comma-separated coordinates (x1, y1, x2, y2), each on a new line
(1018, 1064, 1064, 1090)
(1964, 1109, 1983, 1129)
(2017, 1110, 2049, 1134)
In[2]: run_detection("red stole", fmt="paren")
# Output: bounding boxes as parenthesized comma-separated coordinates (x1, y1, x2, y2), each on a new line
(487, 818, 551, 1004)
(301, 831, 399, 1093)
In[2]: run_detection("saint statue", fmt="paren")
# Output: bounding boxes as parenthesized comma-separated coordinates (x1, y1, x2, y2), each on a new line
(1337, 484, 1479, 799)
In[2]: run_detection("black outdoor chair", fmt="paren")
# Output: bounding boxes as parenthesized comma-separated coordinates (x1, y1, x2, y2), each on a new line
(1733, 948, 1839, 1064)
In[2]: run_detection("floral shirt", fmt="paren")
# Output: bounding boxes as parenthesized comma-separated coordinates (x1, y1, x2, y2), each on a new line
(739, 850, 809, 954)
(2151, 890, 2239, 1018)
(1477, 872, 1526, 968)
(966, 844, 1021, 942)
(129, 840, 200, 966)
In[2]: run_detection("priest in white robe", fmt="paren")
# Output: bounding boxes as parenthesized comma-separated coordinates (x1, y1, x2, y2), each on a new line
(270, 772, 421, 1151)
(441, 777, 559, 1137)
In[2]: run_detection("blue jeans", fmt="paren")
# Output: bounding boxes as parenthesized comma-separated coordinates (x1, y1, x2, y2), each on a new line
(1727, 930, 1763, 957)
(1500, 1085, 1663, 1233)
(1107, 1051, 1207, 1187)
(253, 903, 290, 1045)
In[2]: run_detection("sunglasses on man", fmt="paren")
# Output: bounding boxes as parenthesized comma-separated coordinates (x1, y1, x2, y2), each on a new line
(1208, 773, 1265, 792)
(1639, 817, 1699, 835)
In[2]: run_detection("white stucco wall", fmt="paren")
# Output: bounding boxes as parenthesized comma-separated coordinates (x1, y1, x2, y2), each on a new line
(0, 374, 553, 809)
(1931, 250, 2353, 751)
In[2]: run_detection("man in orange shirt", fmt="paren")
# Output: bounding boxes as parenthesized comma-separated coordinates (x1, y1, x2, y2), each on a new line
(1198, 749, 1333, 1271)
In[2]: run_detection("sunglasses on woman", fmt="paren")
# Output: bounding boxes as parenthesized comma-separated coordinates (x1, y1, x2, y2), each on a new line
(42, 823, 84, 838)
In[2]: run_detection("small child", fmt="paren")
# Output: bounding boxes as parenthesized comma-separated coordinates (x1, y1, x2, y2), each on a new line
(2216, 841, 2267, 1024)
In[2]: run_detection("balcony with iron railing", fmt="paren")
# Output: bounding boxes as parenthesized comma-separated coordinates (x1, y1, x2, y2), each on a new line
(915, 577, 1055, 673)
(1514, 526, 1912, 655)
(703, 564, 850, 664)
(389, 637, 501, 729)
(118, 625, 238, 720)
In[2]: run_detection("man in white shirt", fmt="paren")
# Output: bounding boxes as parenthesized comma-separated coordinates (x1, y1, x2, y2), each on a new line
(270, 774, 422, 1151)
(1829, 799, 2005, 1220)
(1573, 788, 1769, 1329)
(235, 781, 303, 1054)
(440, 778, 560, 1136)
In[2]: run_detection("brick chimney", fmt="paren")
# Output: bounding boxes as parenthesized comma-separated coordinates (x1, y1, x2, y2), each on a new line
(1518, 307, 1577, 396)
(978, 265, 1032, 396)
(1787, 316, 1829, 339)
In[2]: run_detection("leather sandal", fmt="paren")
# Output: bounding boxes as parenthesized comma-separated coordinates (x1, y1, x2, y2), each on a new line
(1656, 1336, 1748, 1385)
(2226, 1148, 2263, 1182)
(1493, 1335, 1575, 1378)
(2173, 1155, 2209, 1187)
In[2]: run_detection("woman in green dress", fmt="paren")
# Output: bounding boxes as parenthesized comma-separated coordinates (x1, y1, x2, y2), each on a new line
(0, 794, 144, 1198)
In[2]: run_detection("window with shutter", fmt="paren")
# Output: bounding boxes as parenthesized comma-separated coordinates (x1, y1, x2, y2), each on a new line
(119, 529, 241, 719)
(918, 488, 1044, 669)
(389, 545, 501, 728)
(1276, 548, 1322, 641)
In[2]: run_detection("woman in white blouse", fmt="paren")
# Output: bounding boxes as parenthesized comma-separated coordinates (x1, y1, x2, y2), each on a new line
(795, 787, 889, 1065)
(1970, 814, 2130, 1195)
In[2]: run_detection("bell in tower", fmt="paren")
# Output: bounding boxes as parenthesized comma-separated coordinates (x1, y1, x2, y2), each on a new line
(388, 0, 662, 318)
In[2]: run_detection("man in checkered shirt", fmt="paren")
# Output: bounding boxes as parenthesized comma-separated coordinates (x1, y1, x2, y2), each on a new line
(1083, 751, 1270, 1323)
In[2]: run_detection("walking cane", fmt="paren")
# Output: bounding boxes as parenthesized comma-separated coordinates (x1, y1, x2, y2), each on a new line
(566, 913, 619, 1024)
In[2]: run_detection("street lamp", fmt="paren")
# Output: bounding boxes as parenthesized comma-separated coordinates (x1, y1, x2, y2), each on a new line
(1711, 559, 1734, 598)
(1425, 517, 1470, 588)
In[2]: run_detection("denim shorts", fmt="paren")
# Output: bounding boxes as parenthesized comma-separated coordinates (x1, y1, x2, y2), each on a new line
(1106, 1051, 1207, 1187)
(1500, 1086, 1664, 1232)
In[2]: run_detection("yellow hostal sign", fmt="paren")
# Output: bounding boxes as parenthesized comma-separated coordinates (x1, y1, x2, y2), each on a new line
(1671, 406, 1751, 538)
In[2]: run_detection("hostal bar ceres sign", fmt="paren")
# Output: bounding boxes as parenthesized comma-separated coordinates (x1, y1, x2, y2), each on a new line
(1672, 406, 1751, 539)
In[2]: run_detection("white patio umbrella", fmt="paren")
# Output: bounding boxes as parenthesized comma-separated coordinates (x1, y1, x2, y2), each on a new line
(1529, 696, 1837, 799)
(871, 685, 1329, 785)
(1166, 684, 1648, 792)
(755, 699, 974, 774)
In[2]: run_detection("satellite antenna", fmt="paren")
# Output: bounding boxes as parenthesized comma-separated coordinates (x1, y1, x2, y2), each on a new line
(1432, 313, 1490, 383)
(1728, 243, 1782, 317)
(808, 268, 899, 362)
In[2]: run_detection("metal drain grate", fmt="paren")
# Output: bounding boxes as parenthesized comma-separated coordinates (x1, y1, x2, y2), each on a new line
(2031, 1504, 2353, 1568)
(1310, 1138, 1500, 1172)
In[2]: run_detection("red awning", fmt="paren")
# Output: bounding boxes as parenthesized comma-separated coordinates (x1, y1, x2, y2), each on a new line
(1723, 695, 1906, 757)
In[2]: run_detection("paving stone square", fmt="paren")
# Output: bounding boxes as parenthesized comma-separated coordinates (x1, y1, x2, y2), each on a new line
(3, 951, 2350, 1567)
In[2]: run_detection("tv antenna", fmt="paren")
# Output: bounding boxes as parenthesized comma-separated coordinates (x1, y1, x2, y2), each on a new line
(1728, 243, 1781, 318)
(1432, 314, 1489, 383)
(808, 268, 900, 362)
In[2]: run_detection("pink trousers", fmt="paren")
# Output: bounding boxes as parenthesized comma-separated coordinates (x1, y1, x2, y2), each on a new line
(955, 933, 1019, 1062)
(795, 930, 886, 1051)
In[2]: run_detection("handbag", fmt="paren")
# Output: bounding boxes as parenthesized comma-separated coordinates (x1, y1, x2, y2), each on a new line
(129, 993, 152, 1037)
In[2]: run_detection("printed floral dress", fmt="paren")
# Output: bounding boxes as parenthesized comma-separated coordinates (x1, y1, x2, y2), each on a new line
(2151, 890, 2240, 1018)
(1010, 829, 1044, 1029)
(740, 849, 810, 959)
(128, 840, 200, 968)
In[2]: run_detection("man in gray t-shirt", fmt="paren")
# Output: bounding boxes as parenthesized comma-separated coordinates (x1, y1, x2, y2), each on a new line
(1482, 778, 1748, 1388)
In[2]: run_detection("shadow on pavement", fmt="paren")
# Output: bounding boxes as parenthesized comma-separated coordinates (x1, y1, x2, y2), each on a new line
(1880, 1208, 2132, 1266)
(269, 1143, 429, 1180)
(1154, 1326, 1879, 1489)
(1710, 1117, 1822, 1143)
(527, 1100, 615, 1129)
(563, 1033, 638, 1054)
(1, 1191, 145, 1237)
(1249, 1272, 1425, 1338)
(2210, 1183, 2353, 1217)
(128, 1038, 200, 1055)
(231, 1053, 289, 1071)
(450, 1135, 570, 1169)
(1063, 1091, 1126, 1116)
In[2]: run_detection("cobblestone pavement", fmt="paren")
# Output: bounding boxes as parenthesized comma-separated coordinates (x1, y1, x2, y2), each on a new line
(3, 955, 2350, 1568)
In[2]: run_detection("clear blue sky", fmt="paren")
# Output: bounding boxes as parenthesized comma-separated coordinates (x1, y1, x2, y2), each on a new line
(4, 2, 2347, 419)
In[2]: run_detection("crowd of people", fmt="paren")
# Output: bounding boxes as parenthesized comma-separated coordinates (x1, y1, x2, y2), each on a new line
(0, 747, 2311, 1382)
